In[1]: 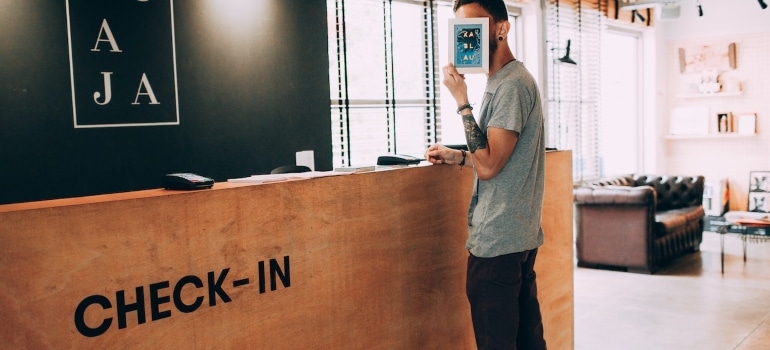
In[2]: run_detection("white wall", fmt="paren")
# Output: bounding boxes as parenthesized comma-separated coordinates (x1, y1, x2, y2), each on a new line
(659, 0, 770, 40)
(655, 0, 770, 211)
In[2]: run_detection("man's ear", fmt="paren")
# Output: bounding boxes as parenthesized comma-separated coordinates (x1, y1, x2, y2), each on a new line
(498, 20, 510, 37)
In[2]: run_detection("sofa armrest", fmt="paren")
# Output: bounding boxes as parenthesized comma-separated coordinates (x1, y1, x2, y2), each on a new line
(574, 185, 657, 272)
(574, 185, 656, 206)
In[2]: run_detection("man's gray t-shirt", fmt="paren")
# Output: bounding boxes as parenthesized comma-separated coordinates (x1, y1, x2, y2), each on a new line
(466, 60, 545, 258)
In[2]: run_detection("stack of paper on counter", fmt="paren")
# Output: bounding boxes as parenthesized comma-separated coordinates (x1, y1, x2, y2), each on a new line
(227, 171, 349, 183)
(332, 165, 376, 173)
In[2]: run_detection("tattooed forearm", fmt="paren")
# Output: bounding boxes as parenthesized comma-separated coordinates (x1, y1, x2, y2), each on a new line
(462, 114, 488, 153)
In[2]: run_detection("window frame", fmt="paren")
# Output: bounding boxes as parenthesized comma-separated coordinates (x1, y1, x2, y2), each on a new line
(328, 0, 440, 167)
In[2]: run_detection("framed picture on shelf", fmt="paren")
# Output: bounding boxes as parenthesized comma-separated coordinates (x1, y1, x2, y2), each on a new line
(716, 112, 732, 133)
(748, 171, 770, 213)
(448, 18, 489, 74)
(736, 113, 757, 135)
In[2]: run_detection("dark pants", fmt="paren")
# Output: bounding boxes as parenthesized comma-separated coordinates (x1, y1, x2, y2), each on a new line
(466, 249, 546, 350)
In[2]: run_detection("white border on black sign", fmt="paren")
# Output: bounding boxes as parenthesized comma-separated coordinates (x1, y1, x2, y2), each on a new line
(66, 0, 180, 128)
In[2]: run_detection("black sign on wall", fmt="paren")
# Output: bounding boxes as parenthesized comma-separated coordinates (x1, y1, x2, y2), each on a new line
(66, 0, 179, 128)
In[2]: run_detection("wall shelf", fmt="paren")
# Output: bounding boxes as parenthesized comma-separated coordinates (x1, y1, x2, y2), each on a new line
(676, 91, 743, 99)
(665, 133, 756, 140)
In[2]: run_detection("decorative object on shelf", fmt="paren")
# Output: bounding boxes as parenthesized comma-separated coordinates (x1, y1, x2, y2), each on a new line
(721, 77, 742, 93)
(736, 113, 757, 135)
(678, 42, 736, 74)
(748, 171, 770, 213)
(716, 112, 733, 133)
(698, 69, 722, 93)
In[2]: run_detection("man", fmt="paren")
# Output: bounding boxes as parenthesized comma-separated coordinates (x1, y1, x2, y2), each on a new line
(424, 0, 546, 349)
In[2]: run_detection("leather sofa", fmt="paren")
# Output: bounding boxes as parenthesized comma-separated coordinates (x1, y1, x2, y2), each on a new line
(574, 174, 705, 274)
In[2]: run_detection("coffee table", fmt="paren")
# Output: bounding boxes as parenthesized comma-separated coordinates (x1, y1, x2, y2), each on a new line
(716, 211, 770, 274)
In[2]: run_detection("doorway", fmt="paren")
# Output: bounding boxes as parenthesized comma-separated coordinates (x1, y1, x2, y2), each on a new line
(599, 29, 642, 177)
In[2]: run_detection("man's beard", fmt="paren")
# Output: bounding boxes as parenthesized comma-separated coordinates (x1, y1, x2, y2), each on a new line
(489, 36, 498, 56)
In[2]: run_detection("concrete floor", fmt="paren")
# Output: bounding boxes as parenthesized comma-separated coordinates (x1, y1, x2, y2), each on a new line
(574, 231, 770, 350)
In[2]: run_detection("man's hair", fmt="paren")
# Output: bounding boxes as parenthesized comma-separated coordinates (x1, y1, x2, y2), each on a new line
(453, 0, 508, 22)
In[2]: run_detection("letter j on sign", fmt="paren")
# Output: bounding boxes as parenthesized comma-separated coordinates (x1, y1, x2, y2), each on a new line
(66, 0, 180, 128)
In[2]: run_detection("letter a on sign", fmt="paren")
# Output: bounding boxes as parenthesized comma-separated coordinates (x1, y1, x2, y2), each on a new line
(132, 74, 161, 105)
(91, 19, 123, 53)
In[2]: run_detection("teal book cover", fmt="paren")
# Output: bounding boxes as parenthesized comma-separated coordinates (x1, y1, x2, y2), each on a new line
(449, 18, 488, 74)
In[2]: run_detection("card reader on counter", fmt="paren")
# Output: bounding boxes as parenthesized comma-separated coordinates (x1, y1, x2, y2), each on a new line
(162, 173, 215, 190)
(377, 154, 423, 166)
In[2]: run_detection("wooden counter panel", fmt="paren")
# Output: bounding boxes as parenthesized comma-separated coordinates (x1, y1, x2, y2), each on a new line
(538, 150, 575, 349)
(0, 151, 573, 349)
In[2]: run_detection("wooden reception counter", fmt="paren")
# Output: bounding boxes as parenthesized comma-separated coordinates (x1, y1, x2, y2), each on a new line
(0, 150, 573, 349)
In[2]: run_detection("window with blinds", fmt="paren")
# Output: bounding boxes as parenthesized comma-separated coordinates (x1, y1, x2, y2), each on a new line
(327, 0, 439, 167)
(545, 0, 604, 183)
(327, 0, 521, 167)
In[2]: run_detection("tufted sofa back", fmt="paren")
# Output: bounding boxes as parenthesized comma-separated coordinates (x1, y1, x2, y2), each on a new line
(633, 175, 704, 211)
(588, 174, 705, 211)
